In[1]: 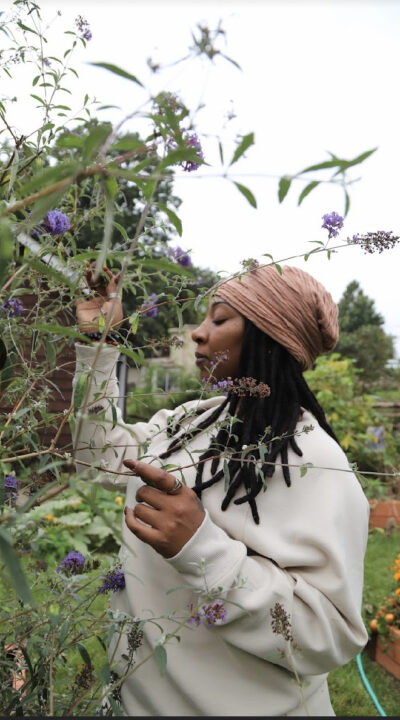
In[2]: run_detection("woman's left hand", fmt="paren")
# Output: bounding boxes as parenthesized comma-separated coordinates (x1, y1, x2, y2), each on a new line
(123, 459, 205, 558)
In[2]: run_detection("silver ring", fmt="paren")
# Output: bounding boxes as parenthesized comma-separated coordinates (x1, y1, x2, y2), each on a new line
(107, 293, 119, 299)
(166, 477, 183, 495)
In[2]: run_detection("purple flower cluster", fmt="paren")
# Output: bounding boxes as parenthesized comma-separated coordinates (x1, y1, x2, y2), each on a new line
(58, 551, 86, 574)
(43, 210, 71, 236)
(321, 211, 344, 238)
(140, 292, 158, 318)
(169, 246, 192, 267)
(75, 15, 92, 41)
(201, 377, 234, 396)
(187, 600, 227, 627)
(181, 133, 204, 172)
(0, 298, 24, 317)
(4, 474, 18, 501)
(98, 568, 126, 594)
(350, 231, 399, 254)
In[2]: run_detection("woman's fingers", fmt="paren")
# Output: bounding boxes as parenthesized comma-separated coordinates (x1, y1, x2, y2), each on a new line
(123, 459, 183, 494)
(124, 507, 161, 545)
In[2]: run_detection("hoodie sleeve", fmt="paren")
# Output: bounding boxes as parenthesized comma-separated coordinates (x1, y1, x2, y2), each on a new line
(71, 343, 177, 490)
(167, 434, 370, 677)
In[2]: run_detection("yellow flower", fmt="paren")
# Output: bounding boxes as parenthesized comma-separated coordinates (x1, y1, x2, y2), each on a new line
(71, 498, 83, 510)
(45, 514, 57, 523)
(393, 571, 400, 581)
(115, 496, 123, 507)
(395, 588, 400, 598)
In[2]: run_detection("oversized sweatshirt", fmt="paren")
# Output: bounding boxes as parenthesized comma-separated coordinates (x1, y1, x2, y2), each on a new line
(72, 343, 370, 717)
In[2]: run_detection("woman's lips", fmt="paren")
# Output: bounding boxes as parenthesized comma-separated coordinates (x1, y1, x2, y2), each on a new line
(195, 353, 208, 367)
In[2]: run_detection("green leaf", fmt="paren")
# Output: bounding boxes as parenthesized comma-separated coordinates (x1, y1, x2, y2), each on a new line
(229, 132, 254, 166)
(278, 176, 291, 203)
(31, 323, 91, 344)
(0, 528, 34, 605)
(298, 181, 319, 206)
(30, 93, 46, 106)
(73, 372, 89, 415)
(98, 314, 106, 333)
(223, 459, 230, 492)
(56, 134, 84, 149)
(26, 257, 76, 291)
(300, 462, 314, 477)
(0, 339, 6, 371)
(344, 189, 350, 217)
(0, 220, 13, 286)
(129, 312, 140, 334)
(274, 263, 282, 275)
(154, 644, 167, 676)
(98, 662, 111, 685)
(77, 642, 92, 667)
(88, 62, 143, 87)
(112, 221, 129, 243)
(157, 203, 182, 236)
(17, 21, 39, 35)
(82, 124, 110, 164)
(218, 140, 224, 165)
(220, 54, 242, 70)
(20, 160, 80, 194)
(117, 345, 145, 367)
(94, 194, 114, 280)
(111, 403, 117, 429)
(233, 182, 257, 208)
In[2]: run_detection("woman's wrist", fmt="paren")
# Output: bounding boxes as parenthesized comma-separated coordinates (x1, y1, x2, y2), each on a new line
(80, 331, 121, 347)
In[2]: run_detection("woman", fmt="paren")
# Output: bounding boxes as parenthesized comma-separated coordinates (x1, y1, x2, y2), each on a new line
(73, 263, 369, 717)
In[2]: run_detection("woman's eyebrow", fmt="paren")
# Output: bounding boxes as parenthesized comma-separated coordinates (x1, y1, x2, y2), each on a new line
(211, 300, 231, 309)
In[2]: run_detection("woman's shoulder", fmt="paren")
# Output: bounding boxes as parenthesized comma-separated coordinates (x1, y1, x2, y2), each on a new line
(296, 408, 352, 471)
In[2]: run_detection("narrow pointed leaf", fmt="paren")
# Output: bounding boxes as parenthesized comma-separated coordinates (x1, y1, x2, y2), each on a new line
(298, 181, 319, 205)
(233, 181, 257, 208)
(0, 528, 34, 605)
(89, 62, 143, 87)
(278, 176, 291, 203)
(230, 132, 254, 166)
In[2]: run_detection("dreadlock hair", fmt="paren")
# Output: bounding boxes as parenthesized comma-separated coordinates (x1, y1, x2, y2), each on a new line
(160, 318, 340, 525)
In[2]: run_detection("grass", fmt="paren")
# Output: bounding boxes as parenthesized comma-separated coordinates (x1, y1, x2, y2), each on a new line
(328, 527, 400, 716)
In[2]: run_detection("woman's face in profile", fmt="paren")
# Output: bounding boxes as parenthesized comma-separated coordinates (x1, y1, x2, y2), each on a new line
(191, 297, 245, 381)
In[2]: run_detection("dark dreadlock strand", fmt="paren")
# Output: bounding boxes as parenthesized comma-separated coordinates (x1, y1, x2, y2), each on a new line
(161, 318, 340, 524)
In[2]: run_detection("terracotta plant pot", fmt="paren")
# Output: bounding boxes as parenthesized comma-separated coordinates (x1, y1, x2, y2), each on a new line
(368, 499, 400, 530)
(374, 626, 400, 680)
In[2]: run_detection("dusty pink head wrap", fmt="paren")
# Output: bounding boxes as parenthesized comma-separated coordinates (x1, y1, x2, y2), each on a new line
(216, 265, 338, 370)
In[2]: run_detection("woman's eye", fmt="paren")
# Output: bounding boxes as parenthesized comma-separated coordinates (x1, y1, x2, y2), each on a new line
(213, 318, 226, 326)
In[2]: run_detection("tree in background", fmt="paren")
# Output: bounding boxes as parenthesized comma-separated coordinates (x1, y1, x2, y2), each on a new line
(335, 280, 395, 387)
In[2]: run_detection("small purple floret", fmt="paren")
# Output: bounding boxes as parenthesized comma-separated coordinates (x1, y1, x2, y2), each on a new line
(181, 133, 204, 172)
(141, 292, 158, 318)
(98, 569, 126, 594)
(0, 298, 24, 317)
(83, 29, 92, 41)
(4, 474, 18, 501)
(321, 211, 344, 238)
(58, 551, 86, 573)
(43, 210, 71, 236)
(202, 601, 227, 627)
(169, 246, 192, 267)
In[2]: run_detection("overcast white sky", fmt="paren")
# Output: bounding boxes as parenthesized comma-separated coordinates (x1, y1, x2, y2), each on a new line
(3, 0, 400, 354)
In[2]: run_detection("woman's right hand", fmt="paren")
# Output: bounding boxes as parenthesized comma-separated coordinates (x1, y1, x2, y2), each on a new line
(76, 264, 123, 333)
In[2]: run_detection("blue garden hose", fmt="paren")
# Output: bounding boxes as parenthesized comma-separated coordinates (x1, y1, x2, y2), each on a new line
(356, 651, 387, 716)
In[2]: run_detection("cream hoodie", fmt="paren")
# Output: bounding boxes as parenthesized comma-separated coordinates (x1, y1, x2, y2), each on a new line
(72, 344, 369, 717)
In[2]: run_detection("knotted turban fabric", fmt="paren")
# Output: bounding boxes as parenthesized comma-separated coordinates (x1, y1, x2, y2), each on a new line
(216, 265, 339, 370)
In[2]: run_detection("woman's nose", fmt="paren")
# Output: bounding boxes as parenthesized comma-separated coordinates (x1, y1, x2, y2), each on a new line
(192, 320, 207, 344)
